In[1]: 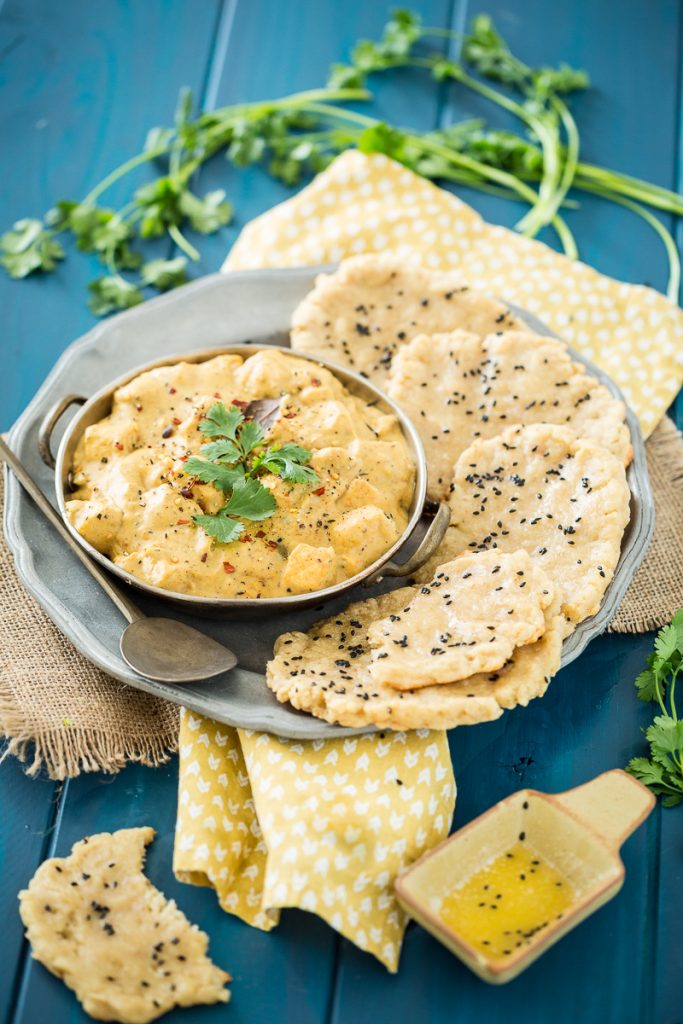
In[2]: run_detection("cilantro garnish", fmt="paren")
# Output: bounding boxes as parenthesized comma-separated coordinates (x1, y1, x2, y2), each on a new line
(188, 401, 318, 543)
(626, 609, 683, 806)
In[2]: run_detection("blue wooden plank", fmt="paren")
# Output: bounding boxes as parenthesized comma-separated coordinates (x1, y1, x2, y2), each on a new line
(0, 0, 223, 431)
(0, 757, 60, 1024)
(13, 762, 337, 1024)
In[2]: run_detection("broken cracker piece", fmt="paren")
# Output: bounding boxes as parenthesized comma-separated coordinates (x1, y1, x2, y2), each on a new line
(19, 827, 230, 1024)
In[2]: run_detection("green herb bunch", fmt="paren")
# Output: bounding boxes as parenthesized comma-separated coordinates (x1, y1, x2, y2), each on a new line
(2, 10, 682, 310)
(626, 609, 683, 806)
(187, 401, 318, 544)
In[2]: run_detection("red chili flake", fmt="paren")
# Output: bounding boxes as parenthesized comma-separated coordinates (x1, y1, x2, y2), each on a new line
(267, 540, 278, 550)
(223, 561, 236, 573)
(312, 486, 326, 496)
(180, 486, 194, 499)
(114, 442, 124, 451)
(178, 455, 188, 463)
(172, 417, 182, 426)
(239, 534, 253, 543)
(255, 530, 266, 538)
(213, 392, 222, 399)
(200, 553, 208, 563)
(176, 519, 190, 525)
(168, 387, 177, 394)
(231, 398, 249, 409)
(284, 412, 296, 419)
(311, 377, 321, 386)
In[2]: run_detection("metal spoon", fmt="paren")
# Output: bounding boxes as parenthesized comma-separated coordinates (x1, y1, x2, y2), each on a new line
(0, 437, 238, 683)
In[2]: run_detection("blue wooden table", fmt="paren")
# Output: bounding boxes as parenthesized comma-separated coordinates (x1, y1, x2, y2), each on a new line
(1, 2, 682, 1022)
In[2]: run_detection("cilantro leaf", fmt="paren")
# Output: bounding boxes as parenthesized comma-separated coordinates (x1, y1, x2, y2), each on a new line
(192, 511, 244, 544)
(144, 126, 175, 154)
(327, 63, 366, 89)
(199, 439, 241, 463)
(238, 418, 266, 455)
(626, 757, 666, 788)
(179, 189, 233, 234)
(184, 457, 245, 494)
(227, 120, 267, 167)
(647, 716, 683, 768)
(134, 177, 183, 238)
(140, 257, 188, 291)
(199, 402, 244, 440)
(654, 622, 679, 666)
(223, 477, 276, 520)
(0, 219, 65, 278)
(61, 204, 142, 269)
(634, 664, 658, 703)
(261, 443, 319, 484)
(626, 608, 683, 805)
(88, 275, 143, 316)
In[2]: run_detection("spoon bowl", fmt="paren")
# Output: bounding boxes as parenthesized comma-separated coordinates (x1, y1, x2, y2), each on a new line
(120, 618, 238, 683)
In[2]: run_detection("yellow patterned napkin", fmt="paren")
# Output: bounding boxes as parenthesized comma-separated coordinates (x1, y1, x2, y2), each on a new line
(175, 149, 683, 971)
(226, 150, 683, 435)
(174, 714, 454, 970)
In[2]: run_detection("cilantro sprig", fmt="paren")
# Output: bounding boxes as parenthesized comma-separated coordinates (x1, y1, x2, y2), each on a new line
(187, 401, 318, 543)
(626, 609, 683, 807)
(3, 11, 683, 309)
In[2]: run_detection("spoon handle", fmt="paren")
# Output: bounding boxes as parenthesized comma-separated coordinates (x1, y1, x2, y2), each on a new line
(0, 436, 144, 625)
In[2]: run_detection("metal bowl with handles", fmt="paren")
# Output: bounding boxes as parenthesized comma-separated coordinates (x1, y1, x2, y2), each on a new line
(38, 343, 450, 618)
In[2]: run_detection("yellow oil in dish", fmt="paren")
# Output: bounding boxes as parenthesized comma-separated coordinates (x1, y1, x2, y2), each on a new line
(439, 841, 575, 961)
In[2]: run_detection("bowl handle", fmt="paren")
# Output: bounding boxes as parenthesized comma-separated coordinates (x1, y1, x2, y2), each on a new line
(38, 394, 86, 469)
(363, 502, 450, 586)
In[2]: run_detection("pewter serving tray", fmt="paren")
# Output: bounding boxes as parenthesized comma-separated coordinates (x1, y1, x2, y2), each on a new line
(4, 269, 654, 738)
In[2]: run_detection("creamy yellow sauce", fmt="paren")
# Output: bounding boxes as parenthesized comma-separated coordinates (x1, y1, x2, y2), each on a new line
(439, 841, 575, 960)
(66, 349, 415, 599)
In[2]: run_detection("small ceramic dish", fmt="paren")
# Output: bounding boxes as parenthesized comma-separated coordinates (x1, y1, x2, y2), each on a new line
(37, 343, 449, 618)
(395, 769, 655, 984)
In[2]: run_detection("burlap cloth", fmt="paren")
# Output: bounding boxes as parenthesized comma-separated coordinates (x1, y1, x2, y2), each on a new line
(0, 416, 681, 779)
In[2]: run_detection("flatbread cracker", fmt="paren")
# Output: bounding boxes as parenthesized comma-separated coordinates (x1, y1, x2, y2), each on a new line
(387, 329, 632, 499)
(19, 828, 230, 1024)
(266, 583, 564, 731)
(367, 550, 554, 689)
(290, 254, 521, 388)
(417, 423, 631, 631)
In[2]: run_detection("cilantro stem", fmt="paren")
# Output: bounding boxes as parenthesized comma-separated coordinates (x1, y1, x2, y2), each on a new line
(577, 163, 683, 215)
(83, 148, 169, 206)
(580, 183, 680, 302)
(168, 223, 201, 262)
